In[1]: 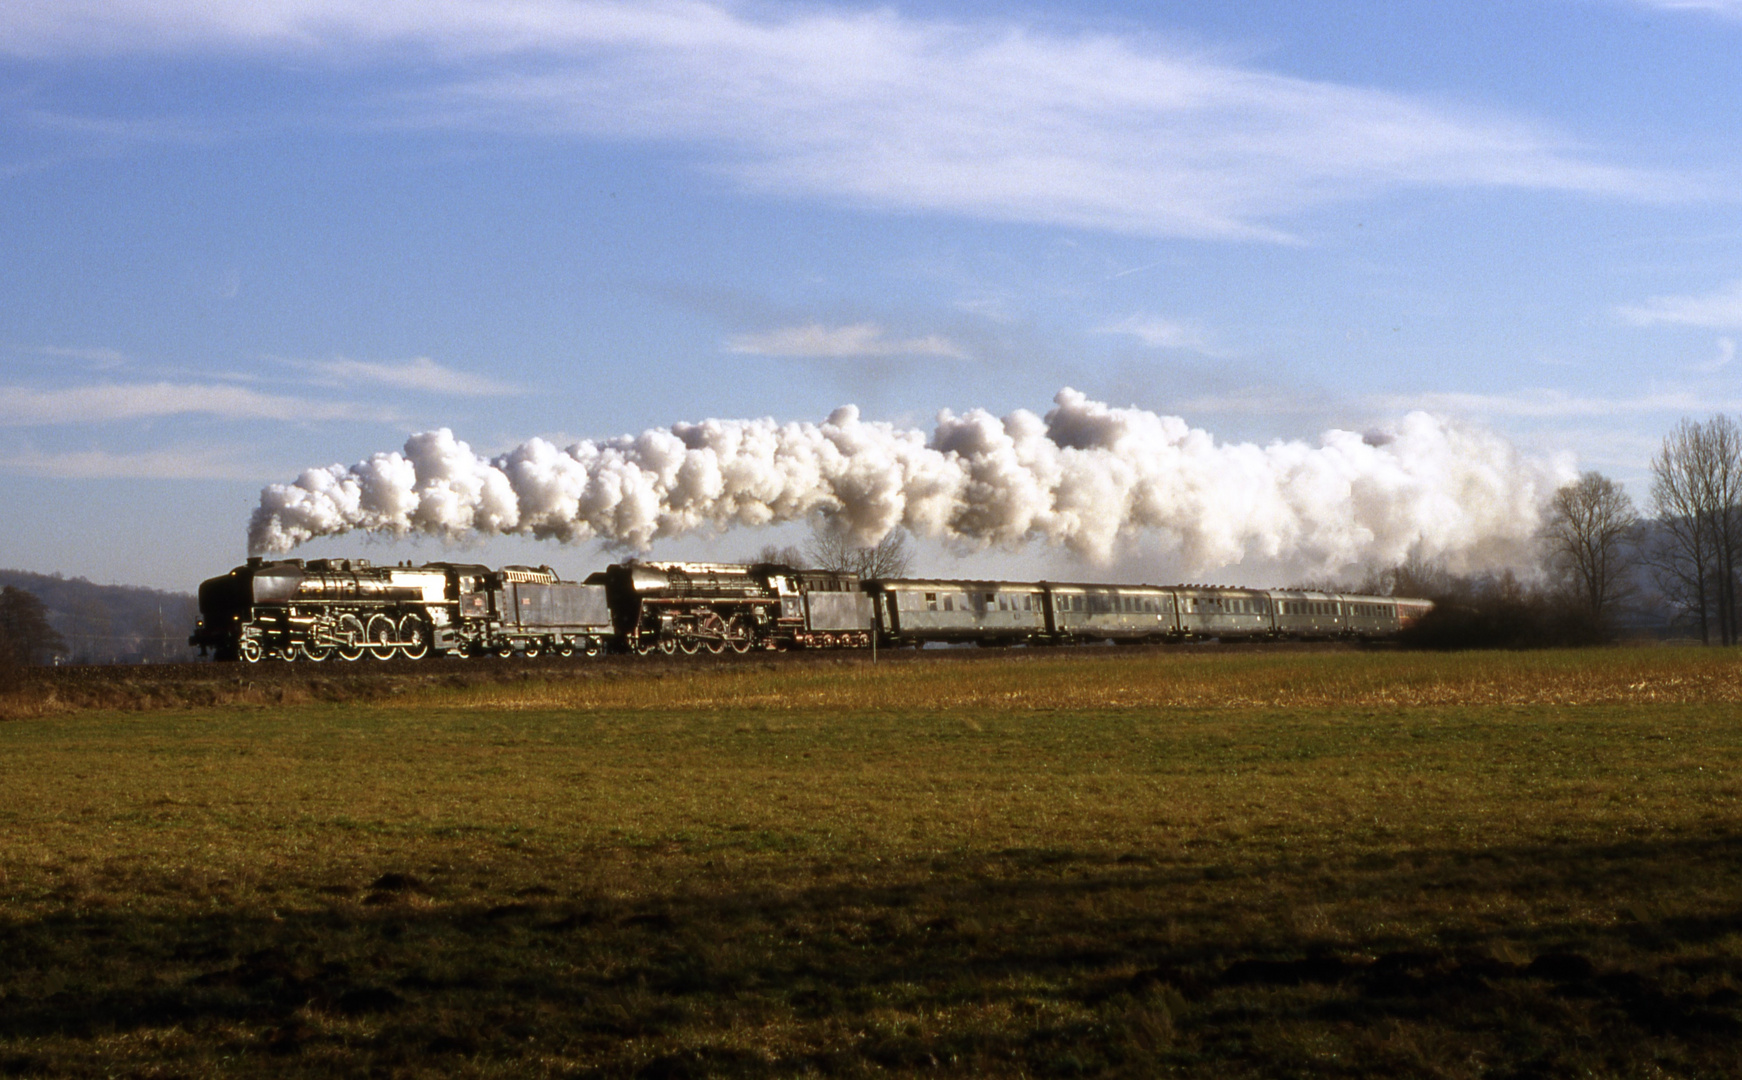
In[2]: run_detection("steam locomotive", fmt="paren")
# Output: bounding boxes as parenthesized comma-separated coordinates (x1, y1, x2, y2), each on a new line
(191, 556, 1431, 662)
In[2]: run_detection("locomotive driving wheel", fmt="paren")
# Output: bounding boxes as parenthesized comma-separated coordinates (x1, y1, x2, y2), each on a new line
(238, 636, 263, 663)
(398, 615, 429, 660)
(336, 615, 366, 661)
(301, 638, 333, 662)
(695, 611, 728, 655)
(366, 614, 396, 660)
(724, 615, 755, 654)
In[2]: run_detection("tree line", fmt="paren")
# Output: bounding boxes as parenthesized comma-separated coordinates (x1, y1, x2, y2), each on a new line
(0, 570, 201, 669)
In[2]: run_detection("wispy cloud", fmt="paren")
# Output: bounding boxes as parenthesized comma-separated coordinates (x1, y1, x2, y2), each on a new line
(304, 355, 520, 396)
(1373, 388, 1737, 419)
(1691, 336, 1736, 373)
(1617, 280, 1742, 328)
(728, 323, 969, 359)
(1097, 316, 1219, 354)
(1623, 0, 1742, 18)
(1165, 389, 1331, 416)
(11, 343, 129, 368)
(0, 1, 1687, 241)
(0, 446, 267, 479)
(0, 382, 390, 425)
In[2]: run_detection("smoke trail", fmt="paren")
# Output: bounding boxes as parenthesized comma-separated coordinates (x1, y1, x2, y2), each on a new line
(248, 388, 1569, 577)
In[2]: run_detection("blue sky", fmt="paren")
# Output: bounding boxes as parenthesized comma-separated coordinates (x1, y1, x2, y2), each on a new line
(3, 0, 1741, 590)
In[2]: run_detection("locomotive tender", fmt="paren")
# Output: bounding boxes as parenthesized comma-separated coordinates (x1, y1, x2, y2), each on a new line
(191, 557, 1431, 662)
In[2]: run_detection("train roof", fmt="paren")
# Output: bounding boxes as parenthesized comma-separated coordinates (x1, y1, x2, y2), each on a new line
(871, 577, 1050, 591)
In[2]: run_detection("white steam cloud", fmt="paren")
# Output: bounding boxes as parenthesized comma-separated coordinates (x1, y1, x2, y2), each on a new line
(249, 389, 1569, 578)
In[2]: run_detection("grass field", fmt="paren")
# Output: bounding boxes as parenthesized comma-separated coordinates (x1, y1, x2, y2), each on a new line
(4, 647, 1742, 1077)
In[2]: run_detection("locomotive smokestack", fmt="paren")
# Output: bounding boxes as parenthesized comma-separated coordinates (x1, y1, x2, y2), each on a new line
(248, 389, 1569, 579)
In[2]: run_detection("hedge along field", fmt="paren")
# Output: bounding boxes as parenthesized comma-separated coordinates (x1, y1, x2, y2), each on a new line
(3, 648, 1742, 1077)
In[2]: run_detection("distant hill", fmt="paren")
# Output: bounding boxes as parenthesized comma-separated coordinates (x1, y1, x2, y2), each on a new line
(0, 570, 200, 665)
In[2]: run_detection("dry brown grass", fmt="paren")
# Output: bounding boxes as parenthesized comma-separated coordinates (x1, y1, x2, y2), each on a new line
(422, 644, 1742, 712)
(2, 646, 1741, 1076)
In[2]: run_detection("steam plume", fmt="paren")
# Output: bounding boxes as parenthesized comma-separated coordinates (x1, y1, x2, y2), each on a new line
(249, 388, 1568, 577)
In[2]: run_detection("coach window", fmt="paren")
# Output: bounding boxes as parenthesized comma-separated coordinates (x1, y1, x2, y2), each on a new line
(925, 592, 937, 611)
(943, 595, 954, 611)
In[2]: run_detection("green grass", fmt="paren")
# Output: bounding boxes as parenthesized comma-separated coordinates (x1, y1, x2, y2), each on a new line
(4, 647, 1742, 1076)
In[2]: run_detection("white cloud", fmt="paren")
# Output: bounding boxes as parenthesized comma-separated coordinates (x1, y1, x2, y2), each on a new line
(0, 382, 390, 425)
(1097, 316, 1217, 353)
(0, 1, 1684, 241)
(305, 355, 520, 395)
(0, 446, 266, 479)
(1617, 280, 1742, 328)
(727, 323, 968, 359)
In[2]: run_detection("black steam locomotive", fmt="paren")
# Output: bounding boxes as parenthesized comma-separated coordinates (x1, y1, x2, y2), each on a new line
(191, 556, 1431, 662)
(190, 558, 612, 662)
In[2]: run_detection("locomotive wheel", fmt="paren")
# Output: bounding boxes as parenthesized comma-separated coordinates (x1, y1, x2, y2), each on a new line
(724, 616, 754, 654)
(337, 615, 366, 661)
(633, 637, 654, 656)
(694, 612, 727, 655)
(398, 615, 429, 660)
(366, 614, 396, 660)
(302, 640, 333, 662)
(657, 637, 677, 656)
(239, 637, 263, 663)
(679, 637, 702, 655)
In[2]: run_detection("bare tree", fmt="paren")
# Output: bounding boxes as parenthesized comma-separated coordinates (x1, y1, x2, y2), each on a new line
(747, 543, 807, 567)
(1647, 416, 1742, 644)
(1542, 471, 1638, 626)
(805, 517, 914, 579)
